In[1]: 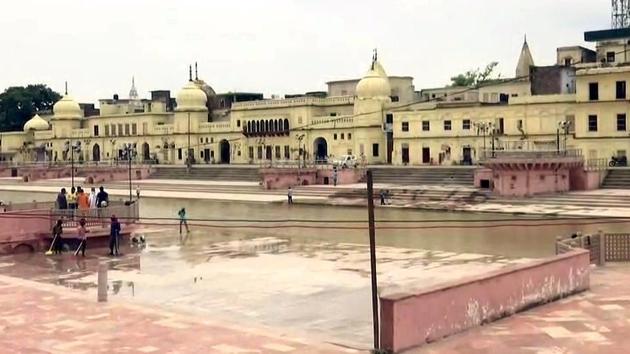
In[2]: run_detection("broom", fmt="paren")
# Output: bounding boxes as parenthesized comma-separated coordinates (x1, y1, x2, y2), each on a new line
(45, 233, 60, 256)
(74, 239, 84, 256)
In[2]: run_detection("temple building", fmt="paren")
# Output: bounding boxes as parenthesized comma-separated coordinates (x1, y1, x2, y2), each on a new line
(1, 26, 629, 167)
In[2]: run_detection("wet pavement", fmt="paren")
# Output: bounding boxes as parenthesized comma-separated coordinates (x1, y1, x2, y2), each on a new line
(0, 228, 531, 349)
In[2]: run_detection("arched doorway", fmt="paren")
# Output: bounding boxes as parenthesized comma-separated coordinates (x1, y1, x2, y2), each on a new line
(313, 137, 328, 163)
(92, 144, 100, 162)
(219, 139, 230, 164)
(142, 142, 150, 161)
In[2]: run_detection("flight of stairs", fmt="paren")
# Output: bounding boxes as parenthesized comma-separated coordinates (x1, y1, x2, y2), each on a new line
(149, 166, 260, 182)
(368, 167, 475, 186)
(601, 169, 630, 189)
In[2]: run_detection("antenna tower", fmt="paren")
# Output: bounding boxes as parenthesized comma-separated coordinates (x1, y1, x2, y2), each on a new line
(612, 0, 630, 28)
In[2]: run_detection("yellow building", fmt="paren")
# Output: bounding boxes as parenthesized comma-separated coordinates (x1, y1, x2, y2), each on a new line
(1, 27, 629, 168)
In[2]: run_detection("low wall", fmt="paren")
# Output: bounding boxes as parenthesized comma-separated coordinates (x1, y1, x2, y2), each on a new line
(17, 166, 152, 184)
(380, 250, 590, 353)
(570, 168, 607, 191)
(473, 168, 492, 188)
(260, 167, 365, 189)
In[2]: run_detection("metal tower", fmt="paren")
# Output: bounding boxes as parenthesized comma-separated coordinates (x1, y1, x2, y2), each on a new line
(612, 0, 630, 28)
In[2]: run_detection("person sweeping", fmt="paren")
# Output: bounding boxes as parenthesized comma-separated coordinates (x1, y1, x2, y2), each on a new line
(46, 219, 64, 255)
(74, 218, 89, 257)
(178, 208, 189, 235)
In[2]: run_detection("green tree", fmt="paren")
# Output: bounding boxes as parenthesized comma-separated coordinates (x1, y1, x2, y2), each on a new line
(450, 62, 501, 87)
(0, 84, 61, 131)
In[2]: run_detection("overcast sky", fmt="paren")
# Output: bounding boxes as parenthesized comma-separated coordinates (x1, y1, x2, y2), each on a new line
(0, 0, 610, 103)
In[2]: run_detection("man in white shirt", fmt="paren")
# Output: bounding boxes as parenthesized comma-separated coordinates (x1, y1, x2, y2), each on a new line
(88, 187, 98, 208)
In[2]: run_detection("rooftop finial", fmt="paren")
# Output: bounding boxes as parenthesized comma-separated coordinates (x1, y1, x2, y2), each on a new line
(64, 81, 68, 95)
(188, 65, 193, 82)
(524, 34, 527, 44)
(195, 62, 198, 81)
(371, 48, 377, 70)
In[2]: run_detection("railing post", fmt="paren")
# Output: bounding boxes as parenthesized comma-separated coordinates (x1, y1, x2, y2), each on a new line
(598, 230, 606, 266)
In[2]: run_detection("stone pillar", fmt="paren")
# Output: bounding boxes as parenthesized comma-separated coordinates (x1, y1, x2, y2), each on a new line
(97, 263, 108, 302)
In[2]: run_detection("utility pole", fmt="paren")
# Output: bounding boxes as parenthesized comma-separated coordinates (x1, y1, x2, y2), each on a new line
(366, 170, 380, 351)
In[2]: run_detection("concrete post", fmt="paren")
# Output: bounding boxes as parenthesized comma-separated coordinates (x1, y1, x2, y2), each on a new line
(97, 263, 108, 302)
(598, 230, 606, 266)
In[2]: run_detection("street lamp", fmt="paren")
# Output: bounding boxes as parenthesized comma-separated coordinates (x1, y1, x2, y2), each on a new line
(64, 140, 81, 189)
(296, 134, 305, 168)
(473, 122, 493, 159)
(122, 143, 137, 203)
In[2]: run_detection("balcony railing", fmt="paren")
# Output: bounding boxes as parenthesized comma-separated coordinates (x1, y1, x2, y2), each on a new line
(480, 148, 583, 161)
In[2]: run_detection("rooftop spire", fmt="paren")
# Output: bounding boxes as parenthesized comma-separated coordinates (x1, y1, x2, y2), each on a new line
(371, 48, 377, 70)
(515, 35, 534, 78)
(64, 81, 68, 95)
(188, 65, 193, 82)
(129, 76, 139, 100)
(195, 62, 198, 81)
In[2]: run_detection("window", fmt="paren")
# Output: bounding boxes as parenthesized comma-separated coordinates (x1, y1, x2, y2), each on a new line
(200, 138, 203, 143)
(588, 115, 598, 132)
(257, 146, 263, 159)
(386, 114, 393, 124)
(237, 120, 241, 127)
(589, 82, 599, 100)
(348, 133, 352, 140)
(329, 112, 337, 117)
(402, 122, 409, 132)
(93, 125, 99, 137)
(275, 145, 281, 159)
(118, 124, 123, 136)
(124, 124, 130, 135)
(566, 115, 576, 133)
(564, 57, 572, 66)
(334, 133, 338, 140)
(462, 119, 471, 130)
(248, 146, 254, 159)
(284, 145, 290, 159)
(105, 125, 110, 136)
(444, 120, 452, 131)
(422, 121, 430, 131)
(617, 114, 627, 131)
(496, 118, 505, 134)
(131, 123, 137, 135)
(607, 51, 616, 63)
(340, 133, 344, 140)
(391, 96, 399, 102)
(372, 143, 379, 157)
(517, 120, 523, 130)
(205, 138, 209, 143)
(142, 122, 148, 135)
(177, 148, 182, 160)
(616, 81, 626, 99)
(111, 124, 117, 136)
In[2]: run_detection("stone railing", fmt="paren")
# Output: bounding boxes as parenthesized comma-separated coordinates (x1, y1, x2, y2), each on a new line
(153, 124, 174, 134)
(232, 95, 354, 109)
(481, 148, 583, 161)
(199, 121, 232, 133)
(33, 131, 53, 140)
(310, 115, 354, 127)
(71, 128, 91, 138)
(556, 231, 630, 265)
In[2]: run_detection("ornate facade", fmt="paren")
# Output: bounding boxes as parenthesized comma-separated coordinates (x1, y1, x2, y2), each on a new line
(1, 27, 629, 167)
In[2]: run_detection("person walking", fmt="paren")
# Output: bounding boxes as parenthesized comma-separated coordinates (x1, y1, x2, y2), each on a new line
(333, 167, 338, 187)
(51, 219, 64, 254)
(75, 218, 89, 257)
(287, 187, 293, 205)
(109, 215, 121, 256)
(178, 208, 189, 235)
(380, 190, 386, 206)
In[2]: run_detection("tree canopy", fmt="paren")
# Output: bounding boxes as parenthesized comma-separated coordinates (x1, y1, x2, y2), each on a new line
(0, 84, 61, 131)
(450, 62, 501, 87)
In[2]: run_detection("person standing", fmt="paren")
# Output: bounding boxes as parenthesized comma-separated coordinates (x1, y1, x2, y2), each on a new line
(287, 187, 293, 205)
(333, 167, 338, 187)
(76, 218, 89, 257)
(96, 186, 109, 208)
(77, 187, 89, 217)
(51, 219, 64, 254)
(109, 215, 121, 256)
(68, 187, 77, 211)
(88, 187, 98, 209)
(380, 190, 386, 206)
(178, 208, 189, 235)
(56, 188, 68, 210)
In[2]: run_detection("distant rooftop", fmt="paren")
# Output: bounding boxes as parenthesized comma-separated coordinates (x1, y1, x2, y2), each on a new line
(584, 28, 630, 42)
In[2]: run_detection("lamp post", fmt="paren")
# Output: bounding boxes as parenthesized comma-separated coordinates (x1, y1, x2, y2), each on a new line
(122, 143, 137, 203)
(296, 134, 305, 169)
(64, 140, 82, 189)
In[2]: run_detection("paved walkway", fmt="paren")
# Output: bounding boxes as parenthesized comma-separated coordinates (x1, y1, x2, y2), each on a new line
(409, 263, 630, 354)
(0, 274, 357, 354)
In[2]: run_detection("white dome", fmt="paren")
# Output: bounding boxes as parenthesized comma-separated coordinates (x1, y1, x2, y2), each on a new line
(23, 114, 49, 132)
(176, 81, 208, 111)
(53, 95, 82, 119)
(356, 61, 391, 100)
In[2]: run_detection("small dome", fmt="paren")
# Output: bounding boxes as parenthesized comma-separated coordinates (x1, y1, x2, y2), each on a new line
(23, 114, 49, 131)
(53, 95, 82, 119)
(356, 61, 391, 100)
(176, 81, 208, 111)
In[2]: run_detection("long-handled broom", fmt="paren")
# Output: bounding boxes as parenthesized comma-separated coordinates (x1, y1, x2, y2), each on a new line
(74, 239, 84, 256)
(45, 234, 60, 256)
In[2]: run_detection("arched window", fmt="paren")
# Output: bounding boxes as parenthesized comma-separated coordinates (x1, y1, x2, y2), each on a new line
(247, 121, 251, 133)
(256, 121, 260, 133)
(274, 120, 279, 132)
(265, 120, 270, 133)
(284, 118, 290, 131)
(260, 120, 265, 133)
